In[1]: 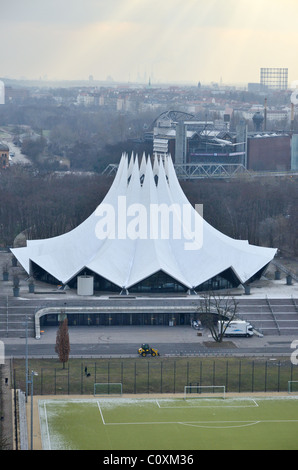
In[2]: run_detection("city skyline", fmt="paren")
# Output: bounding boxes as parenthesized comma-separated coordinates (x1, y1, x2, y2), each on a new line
(1, 0, 298, 86)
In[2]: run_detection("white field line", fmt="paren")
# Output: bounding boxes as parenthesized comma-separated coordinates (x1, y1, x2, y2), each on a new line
(97, 401, 106, 425)
(179, 421, 261, 429)
(97, 417, 298, 428)
(97, 399, 298, 429)
(43, 401, 51, 450)
(155, 398, 259, 408)
(40, 398, 298, 435)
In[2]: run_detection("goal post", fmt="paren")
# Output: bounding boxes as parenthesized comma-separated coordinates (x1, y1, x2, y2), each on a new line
(94, 383, 123, 396)
(184, 385, 225, 400)
(288, 381, 298, 394)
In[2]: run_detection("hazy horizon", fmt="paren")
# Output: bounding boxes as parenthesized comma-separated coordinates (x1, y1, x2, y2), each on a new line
(1, 0, 298, 87)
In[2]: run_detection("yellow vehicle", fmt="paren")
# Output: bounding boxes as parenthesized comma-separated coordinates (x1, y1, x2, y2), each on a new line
(138, 344, 160, 357)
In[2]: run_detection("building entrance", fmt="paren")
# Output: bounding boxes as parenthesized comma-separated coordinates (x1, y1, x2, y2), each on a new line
(40, 312, 190, 327)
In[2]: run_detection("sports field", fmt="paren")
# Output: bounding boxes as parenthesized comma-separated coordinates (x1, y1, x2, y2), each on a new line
(38, 394, 298, 450)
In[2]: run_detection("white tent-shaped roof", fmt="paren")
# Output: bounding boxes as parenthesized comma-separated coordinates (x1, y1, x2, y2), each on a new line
(11, 154, 277, 292)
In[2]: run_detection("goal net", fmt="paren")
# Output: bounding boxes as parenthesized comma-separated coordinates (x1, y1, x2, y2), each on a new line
(184, 385, 225, 400)
(288, 381, 298, 394)
(94, 383, 123, 396)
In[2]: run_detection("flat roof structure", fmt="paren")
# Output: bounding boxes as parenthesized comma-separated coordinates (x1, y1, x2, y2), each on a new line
(11, 154, 277, 294)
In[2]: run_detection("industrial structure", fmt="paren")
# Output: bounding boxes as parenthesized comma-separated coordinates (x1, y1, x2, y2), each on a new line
(150, 110, 292, 175)
(151, 110, 249, 178)
(260, 68, 288, 90)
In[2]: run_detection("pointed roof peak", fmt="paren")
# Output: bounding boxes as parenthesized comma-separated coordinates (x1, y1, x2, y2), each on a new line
(11, 152, 277, 292)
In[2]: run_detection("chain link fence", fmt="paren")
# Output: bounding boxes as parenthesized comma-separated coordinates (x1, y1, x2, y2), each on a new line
(12, 357, 298, 396)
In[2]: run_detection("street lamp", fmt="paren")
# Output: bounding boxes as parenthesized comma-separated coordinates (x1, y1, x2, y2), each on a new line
(28, 370, 38, 450)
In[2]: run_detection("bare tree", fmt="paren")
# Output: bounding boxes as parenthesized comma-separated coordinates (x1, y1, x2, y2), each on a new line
(197, 292, 238, 342)
(55, 318, 70, 368)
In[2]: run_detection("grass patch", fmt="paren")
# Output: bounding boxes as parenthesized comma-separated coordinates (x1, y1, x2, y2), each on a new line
(39, 396, 298, 450)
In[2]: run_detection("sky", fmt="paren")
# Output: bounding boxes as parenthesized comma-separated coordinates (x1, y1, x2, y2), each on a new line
(1, 0, 298, 86)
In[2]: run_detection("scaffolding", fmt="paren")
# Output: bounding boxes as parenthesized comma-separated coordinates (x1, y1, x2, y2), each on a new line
(260, 68, 288, 90)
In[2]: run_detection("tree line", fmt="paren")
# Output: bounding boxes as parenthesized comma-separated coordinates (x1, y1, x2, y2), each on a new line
(0, 166, 111, 247)
(0, 165, 297, 257)
(0, 101, 158, 172)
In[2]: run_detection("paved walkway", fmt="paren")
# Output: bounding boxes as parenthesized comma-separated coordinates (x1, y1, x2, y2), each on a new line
(1, 251, 298, 355)
(2, 324, 297, 350)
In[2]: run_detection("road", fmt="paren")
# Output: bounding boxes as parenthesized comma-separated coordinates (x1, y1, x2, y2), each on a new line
(4, 342, 295, 358)
(0, 127, 31, 165)
(2, 325, 296, 358)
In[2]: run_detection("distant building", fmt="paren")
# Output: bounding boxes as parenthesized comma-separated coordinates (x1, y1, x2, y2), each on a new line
(5, 86, 29, 103)
(152, 111, 245, 166)
(260, 68, 288, 90)
(242, 107, 289, 126)
(76, 92, 95, 106)
(247, 83, 262, 93)
(151, 110, 293, 174)
(188, 130, 239, 164)
(291, 134, 298, 170)
(0, 143, 9, 169)
(247, 133, 291, 171)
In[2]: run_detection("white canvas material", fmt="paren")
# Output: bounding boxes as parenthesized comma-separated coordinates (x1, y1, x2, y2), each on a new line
(11, 154, 277, 290)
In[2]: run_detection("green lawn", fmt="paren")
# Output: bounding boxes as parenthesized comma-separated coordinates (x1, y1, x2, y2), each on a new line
(38, 396, 298, 450)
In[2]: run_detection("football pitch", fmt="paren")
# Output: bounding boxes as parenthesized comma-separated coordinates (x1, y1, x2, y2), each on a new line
(38, 395, 298, 450)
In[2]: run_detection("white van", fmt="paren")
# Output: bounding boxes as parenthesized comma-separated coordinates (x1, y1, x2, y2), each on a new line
(219, 320, 254, 338)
